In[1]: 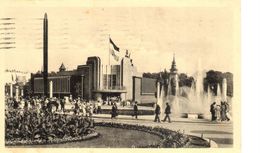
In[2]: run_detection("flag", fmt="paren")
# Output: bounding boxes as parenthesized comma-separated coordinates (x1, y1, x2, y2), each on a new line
(110, 49, 119, 61)
(109, 38, 120, 52)
(109, 37, 120, 61)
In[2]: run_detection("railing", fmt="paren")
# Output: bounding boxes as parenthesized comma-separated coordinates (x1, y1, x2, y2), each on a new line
(100, 86, 126, 90)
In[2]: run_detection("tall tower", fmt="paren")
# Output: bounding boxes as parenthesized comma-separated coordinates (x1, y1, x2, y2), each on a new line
(168, 53, 178, 96)
(170, 53, 178, 74)
(43, 13, 48, 97)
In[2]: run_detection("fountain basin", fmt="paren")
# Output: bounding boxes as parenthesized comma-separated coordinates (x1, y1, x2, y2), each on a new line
(181, 113, 204, 119)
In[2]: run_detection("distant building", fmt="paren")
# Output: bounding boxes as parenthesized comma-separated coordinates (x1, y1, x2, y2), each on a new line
(4, 69, 31, 98)
(31, 56, 157, 103)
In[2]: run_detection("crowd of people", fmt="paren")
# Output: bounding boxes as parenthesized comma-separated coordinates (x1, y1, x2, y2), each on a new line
(6, 96, 103, 118)
(5, 97, 95, 142)
(210, 101, 231, 122)
(5, 95, 231, 143)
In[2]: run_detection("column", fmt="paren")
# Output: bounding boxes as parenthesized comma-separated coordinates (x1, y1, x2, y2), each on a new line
(49, 81, 53, 98)
(100, 64, 103, 90)
(15, 85, 19, 101)
(157, 81, 160, 103)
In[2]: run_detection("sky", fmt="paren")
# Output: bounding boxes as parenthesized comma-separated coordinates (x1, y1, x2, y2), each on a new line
(0, 6, 236, 76)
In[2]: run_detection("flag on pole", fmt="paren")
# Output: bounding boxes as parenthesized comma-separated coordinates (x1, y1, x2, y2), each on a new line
(109, 37, 120, 61)
(109, 38, 120, 52)
(110, 49, 119, 61)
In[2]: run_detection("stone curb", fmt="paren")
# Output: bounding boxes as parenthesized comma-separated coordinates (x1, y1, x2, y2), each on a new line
(204, 138, 218, 148)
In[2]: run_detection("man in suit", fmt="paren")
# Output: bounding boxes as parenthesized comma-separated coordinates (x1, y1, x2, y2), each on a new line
(210, 102, 217, 121)
(133, 101, 138, 119)
(162, 102, 171, 123)
(111, 102, 117, 119)
(154, 104, 161, 122)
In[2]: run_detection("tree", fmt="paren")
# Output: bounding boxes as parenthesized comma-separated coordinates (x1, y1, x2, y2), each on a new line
(143, 72, 160, 79)
(205, 70, 233, 97)
(178, 73, 194, 87)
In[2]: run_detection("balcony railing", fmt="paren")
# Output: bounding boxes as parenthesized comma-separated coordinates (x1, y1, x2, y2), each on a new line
(99, 85, 126, 90)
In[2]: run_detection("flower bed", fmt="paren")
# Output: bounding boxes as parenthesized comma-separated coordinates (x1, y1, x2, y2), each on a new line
(5, 108, 100, 146)
(5, 108, 209, 147)
(94, 122, 210, 148)
(5, 130, 99, 146)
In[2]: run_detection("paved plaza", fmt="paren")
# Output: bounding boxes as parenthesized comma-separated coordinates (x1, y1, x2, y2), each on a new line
(92, 114, 233, 148)
(62, 103, 233, 148)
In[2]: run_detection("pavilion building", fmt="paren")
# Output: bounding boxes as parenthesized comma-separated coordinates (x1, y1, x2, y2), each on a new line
(31, 56, 157, 103)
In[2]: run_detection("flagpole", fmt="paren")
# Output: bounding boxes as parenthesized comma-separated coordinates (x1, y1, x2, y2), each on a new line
(119, 61, 121, 89)
(110, 65, 113, 89)
(106, 65, 108, 89)
(108, 34, 110, 90)
(108, 34, 110, 66)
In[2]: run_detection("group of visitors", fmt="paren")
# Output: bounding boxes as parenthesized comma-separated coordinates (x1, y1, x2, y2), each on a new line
(5, 97, 94, 142)
(6, 95, 231, 134)
(210, 101, 231, 122)
(71, 99, 102, 118)
(6, 96, 102, 119)
(154, 103, 172, 123)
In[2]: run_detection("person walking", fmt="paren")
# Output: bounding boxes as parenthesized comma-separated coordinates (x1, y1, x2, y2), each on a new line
(210, 102, 217, 121)
(97, 101, 102, 114)
(224, 101, 231, 121)
(133, 101, 138, 119)
(154, 104, 161, 122)
(74, 100, 80, 115)
(162, 103, 171, 123)
(111, 102, 118, 119)
(60, 98, 65, 113)
(220, 101, 227, 121)
(89, 103, 93, 119)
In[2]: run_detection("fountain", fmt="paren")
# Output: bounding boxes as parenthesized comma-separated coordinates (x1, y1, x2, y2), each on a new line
(156, 56, 231, 120)
(222, 78, 227, 102)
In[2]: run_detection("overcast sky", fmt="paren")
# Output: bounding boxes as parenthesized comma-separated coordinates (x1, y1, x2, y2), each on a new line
(0, 7, 236, 76)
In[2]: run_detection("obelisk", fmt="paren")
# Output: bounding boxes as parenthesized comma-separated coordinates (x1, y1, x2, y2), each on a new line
(43, 13, 48, 97)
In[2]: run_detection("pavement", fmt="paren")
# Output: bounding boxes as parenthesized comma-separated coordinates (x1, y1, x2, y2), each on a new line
(92, 113, 233, 148)
(62, 104, 233, 148)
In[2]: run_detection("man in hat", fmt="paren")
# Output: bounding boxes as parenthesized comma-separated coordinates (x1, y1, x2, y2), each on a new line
(154, 104, 161, 122)
(133, 101, 138, 119)
(210, 102, 217, 121)
(162, 102, 171, 123)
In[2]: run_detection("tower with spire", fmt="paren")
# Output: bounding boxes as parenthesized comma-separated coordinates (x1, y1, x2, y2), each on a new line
(170, 53, 178, 74)
(168, 53, 179, 96)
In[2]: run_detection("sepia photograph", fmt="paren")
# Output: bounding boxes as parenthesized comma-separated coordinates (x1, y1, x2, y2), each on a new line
(0, 0, 240, 151)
